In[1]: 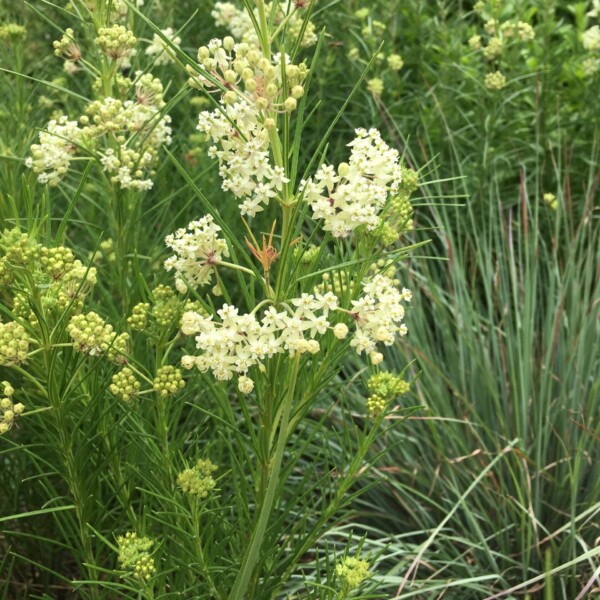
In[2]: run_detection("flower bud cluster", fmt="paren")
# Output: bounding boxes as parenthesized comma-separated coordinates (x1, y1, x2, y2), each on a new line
(177, 458, 217, 498)
(145, 27, 181, 65)
(0, 229, 40, 284)
(315, 271, 350, 296)
(96, 25, 137, 59)
(90, 238, 116, 264)
(1, 230, 96, 325)
(53, 28, 81, 61)
(335, 556, 371, 591)
(0, 381, 24, 435)
(303, 128, 403, 238)
(212, 2, 317, 49)
(0, 24, 26, 40)
(164, 215, 229, 292)
(484, 70, 506, 90)
(469, 8, 536, 88)
(110, 367, 141, 402)
(68, 312, 129, 362)
(127, 302, 149, 330)
(25, 116, 82, 187)
(191, 38, 308, 114)
(152, 285, 185, 327)
(378, 166, 418, 244)
(367, 77, 384, 96)
(387, 53, 404, 71)
(40, 246, 75, 280)
(0, 321, 30, 366)
(483, 37, 503, 60)
(153, 365, 185, 397)
(116, 532, 156, 581)
(365, 371, 410, 417)
(197, 100, 290, 216)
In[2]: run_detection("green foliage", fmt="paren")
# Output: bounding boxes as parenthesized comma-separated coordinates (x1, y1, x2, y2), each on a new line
(1, 0, 599, 599)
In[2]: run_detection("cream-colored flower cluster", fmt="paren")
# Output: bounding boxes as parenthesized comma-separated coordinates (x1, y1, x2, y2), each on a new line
(581, 0, 600, 75)
(198, 100, 288, 216)
(583, 24, 600, 75)
(212, 1, 317, 48)
(27, 72, 171, 190)
(180, 273, 411, 389)
(25, 117, 82, 187)
(350, 274, 411, 359)
(191, 39, 309, 216)
(0, 381, 24, 435)
(180, 292, 339, 386)
(303, 128, 403, 238)
(164, 215, 229, 292)
(583, 25, 600, 51)
(145, 27, 181, 66)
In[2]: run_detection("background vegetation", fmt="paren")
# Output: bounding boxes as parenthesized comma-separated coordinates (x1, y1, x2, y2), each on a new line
(1, 0, 598, 598)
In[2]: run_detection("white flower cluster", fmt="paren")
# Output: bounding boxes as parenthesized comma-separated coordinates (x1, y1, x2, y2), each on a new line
(25, 117, 82, 187)
(180, 291, 339, 387)
(27, 83, 172, 190)
(212, 1, 317, 48)
(178, 274, 411, 389)
(93, 100, 172, 190)
(198, 101, 289, 216)
(350, 274, 411, 359)
(145, 27, 181, 66)
(164, 215, 229, 292)
(303, 128, 403, 237)
(583, 25, 600, 51)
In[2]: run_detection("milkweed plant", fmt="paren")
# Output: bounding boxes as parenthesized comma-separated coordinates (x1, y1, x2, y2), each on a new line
(0, 0, 421, 598)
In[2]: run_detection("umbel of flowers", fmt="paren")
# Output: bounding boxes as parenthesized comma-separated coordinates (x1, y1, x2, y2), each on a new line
(116, 532, 156, 581)
(164, 29, 415, 392)
(212, 1, 317, 49)
(26, 25, 172, 190)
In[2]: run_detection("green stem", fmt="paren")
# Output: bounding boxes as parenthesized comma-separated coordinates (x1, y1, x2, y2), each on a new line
(256, 0, 271, 59)
(227, 355, 301, 600)
(191, 500, 220, 598)
(216, 260, 256, 277)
